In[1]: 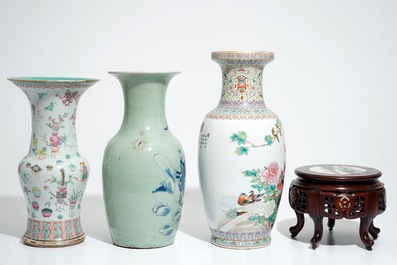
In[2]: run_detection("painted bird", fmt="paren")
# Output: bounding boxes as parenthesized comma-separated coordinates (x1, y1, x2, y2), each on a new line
(237, 190, 264, 206)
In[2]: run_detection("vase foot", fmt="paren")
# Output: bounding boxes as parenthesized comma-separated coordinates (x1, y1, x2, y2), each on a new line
(210, 235, 271, 249)
(22, 217, 85, 247)
(22, 233, 85, 247)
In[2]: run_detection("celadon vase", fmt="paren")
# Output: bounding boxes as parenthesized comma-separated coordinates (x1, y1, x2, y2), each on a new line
(198, 51, 286, 249)
(8, 77, 99, 247)
(103, 72, 185, 248)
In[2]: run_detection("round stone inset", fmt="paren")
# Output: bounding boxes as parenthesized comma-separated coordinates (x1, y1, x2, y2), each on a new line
(309, 165, 367, 175)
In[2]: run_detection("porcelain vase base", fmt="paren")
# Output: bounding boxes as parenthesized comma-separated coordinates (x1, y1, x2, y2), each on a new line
(22, 233, 85, 248)
(22, 217, 85, 247)
(210, 235, 271, 249)
(113, 241, 174, 249)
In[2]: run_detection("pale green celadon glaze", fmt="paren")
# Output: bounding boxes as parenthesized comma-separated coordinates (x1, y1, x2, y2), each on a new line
(103, 72, 185, 248)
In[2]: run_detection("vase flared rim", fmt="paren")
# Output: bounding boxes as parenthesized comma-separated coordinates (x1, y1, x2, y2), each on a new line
(211, 51, 274, 61)
(7, 77, 99, 83)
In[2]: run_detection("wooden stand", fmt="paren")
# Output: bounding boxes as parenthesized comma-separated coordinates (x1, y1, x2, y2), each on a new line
(288, 165, 386, 250)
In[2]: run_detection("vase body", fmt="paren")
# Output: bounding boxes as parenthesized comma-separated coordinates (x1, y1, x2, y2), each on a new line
(198, 52, 286, 249)
(103, 72, 185, 248)
(8, 77, 98, 247)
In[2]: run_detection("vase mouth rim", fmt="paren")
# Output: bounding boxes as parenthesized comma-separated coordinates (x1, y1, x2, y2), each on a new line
(211, 51, 274, 60)
(7, 77, 100, 83)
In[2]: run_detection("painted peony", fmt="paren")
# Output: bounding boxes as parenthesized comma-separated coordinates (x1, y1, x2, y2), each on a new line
(261, 162, 279, 184)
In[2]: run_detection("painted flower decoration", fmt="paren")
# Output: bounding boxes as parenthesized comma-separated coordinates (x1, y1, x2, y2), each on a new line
(261, 200, 276, 218)
(261, 162, 279, 185)
(268, 162, 279, 176)
(238, 162, 285, 227)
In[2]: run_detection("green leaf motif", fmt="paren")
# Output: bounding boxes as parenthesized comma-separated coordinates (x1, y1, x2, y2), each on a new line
(251, 184, 264, 193)
(224, 208, 238, 219)
(230, 131, 247, 145)
(264, 135, 274, 145)
(243, 170, 258, 177)
(253, 217, 265, 226)
(267, 211, 277, 223)
(248, 216, 258, 221)
(235, 147, 249, 155)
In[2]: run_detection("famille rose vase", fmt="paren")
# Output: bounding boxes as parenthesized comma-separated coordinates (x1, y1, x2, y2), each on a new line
(103, 72, 185, 248)
(198, 51, 286, 249)
(8, 77, 99, 247)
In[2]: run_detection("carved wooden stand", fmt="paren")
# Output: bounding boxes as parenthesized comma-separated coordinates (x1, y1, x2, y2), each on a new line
(289, 165, 386, 250)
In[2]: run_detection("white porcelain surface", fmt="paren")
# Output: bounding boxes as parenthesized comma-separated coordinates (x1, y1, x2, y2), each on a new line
(198, 51, 286, 248)
(7, 77, 98, 246)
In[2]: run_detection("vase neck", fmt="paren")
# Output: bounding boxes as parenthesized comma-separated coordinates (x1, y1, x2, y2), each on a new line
(111, 73, 179, 131)
(206, 52, 276, 120)
(8, 78, 97, 160)
(122, 82, 167, 130)
(217, 63, 267, 109)
(24, 88, 88, 158)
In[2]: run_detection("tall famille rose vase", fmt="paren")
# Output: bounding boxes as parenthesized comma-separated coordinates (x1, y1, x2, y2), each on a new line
(103, 72, 185, 248)
(8, 77, 99, 247)
(198, 51, 286, 249)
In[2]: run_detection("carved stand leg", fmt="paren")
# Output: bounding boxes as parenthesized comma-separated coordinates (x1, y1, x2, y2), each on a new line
(360, 217, 375, 250)
(327, 218, 335, 231)
(369, 221, 380, 239)
(360, 189, 383, 250)
(290, 211, 305, 237)
(310, 217, 323, 249)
